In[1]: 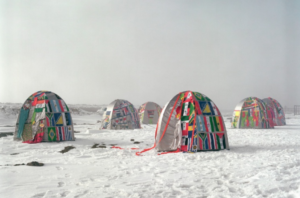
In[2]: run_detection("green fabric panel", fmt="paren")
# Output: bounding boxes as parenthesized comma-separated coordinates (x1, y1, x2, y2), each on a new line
(213, 116, 219, 132)
(48, 127, 56, 142)
(34, 108, 44, 113)
(217, 135, 221, 149)
(181, 116, 189, 122)
(31, 111, 36, 124)
(209, 116, 215, 132)
(17, 108, 29, 138)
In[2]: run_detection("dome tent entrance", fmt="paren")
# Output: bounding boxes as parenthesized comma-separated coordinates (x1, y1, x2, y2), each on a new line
(231, 97, 274, 129)
(14, 91, 75, 143)
(138, 102, 162, 124)
(262, 97, 286, 126)
(154, 91, 229, 153)
(100, 99, 141, 130)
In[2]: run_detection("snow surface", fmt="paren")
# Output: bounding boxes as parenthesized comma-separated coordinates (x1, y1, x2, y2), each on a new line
(0, 105, 300, 198)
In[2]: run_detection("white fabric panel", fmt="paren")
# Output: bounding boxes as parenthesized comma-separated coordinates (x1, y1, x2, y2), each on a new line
(155, 94, 181, 151)
(100, 100, 116, 129)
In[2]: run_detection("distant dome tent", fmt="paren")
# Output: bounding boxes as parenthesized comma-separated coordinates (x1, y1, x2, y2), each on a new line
(262, 97, 286, 126)
(100, 99, 141, 130)
(137, 91, 229, 154)
(231, 97, 274, 129)
(138, 102, 162, 124)
(14, 91, 75, 143)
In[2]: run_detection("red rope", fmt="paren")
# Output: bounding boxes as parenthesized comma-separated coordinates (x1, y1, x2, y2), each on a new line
(136, 93, 182, 156)
(111, 146, 140, 150)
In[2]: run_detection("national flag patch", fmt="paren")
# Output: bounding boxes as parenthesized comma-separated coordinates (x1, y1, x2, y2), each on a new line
(46, 113, 55, 127)
(202, 103, 212, 115)
(50, 100, 62, 113)
(196, 115, 206, 132)
(55, 126, 65, 141)
(58, 100, 69, 112)
(193, 92, 206, 101)
(198, 133, 209, 150)
(54, 113, 64, 126)
(65, 113, 72, 125)
(182, 102, 189, 116)
(64, 126, 73, 141)
(48, 127, 56, 142)
(204, 116, 212, 132)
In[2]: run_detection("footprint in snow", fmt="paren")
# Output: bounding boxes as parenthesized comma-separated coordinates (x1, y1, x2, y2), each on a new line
(58, 182, 65, 187)
(56, 166, 63, 170)
(60, 191, 70, 197)
(31, 192, 46, 198)
(74, 190, 89, 198)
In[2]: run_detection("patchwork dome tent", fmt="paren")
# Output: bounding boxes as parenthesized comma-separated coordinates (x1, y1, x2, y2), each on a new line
(262, 97, 286, 126)
(14, 91, 75, 143)
(138, 102, 162, 124)
(100, 99, 141, 130)
(154, 91, 229, 153)
(231, 97, 274, 129)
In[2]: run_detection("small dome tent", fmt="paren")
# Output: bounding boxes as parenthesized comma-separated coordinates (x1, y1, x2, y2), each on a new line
(154, 91, 229, 152)
(231, 97, 274, 129)
(138, 102, 162, 124)
(100, 99, 141, 130)
(14, 91, 75, 143)
(262, 97, 286, 126)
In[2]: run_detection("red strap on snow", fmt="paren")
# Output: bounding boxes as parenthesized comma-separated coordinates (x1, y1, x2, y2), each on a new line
(111, 146, 123, 149)
(136, 93, 182, 156)
(111, 146, 140, 150)
(135, 124, 159, 156)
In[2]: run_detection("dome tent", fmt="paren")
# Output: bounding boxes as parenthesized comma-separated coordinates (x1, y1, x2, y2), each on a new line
(151, 91, 229, 153)
(231, 97, 274, 129)
(100, 99, 141, 130)
(14, 91, 75, 143)
(138, 102, 162, 124)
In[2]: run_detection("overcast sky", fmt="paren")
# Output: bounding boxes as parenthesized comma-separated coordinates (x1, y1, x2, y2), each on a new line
(1, 0, 299, 111)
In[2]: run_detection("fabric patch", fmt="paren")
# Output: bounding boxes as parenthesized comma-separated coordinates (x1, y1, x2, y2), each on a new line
(24, 120, 45, 144)
(204, 116, 212, 132)
(46, 113, 55, 127)
(22, 124, 33, 142)
(17, 108, 29, 138)
(196, 115, 206, 132)
(198, 133, 208, 150)
(210, 102, 220, 115)
(48, 127, 57, 142)
(202, 103, 212, 115)
(65, 113, 72, 125)
(64, 125, 73, 141)
(50, 100, 62, 112)
(216, 133, 225, 149)
(54, 113, 64, 126)
(55, 127, 65, 141)
(193, 92, 206, 101)
(31, 111, 37, 124)
(147, 110, 154, 118)
(216, 116, 224, 132)
(45, 102, 52, 112)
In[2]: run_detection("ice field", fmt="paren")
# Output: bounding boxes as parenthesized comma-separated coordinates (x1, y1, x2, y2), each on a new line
(0, 104, 300, 198)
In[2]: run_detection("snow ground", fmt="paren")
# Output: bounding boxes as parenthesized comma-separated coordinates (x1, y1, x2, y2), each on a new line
(0, 107, 300, 198)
